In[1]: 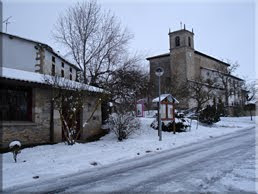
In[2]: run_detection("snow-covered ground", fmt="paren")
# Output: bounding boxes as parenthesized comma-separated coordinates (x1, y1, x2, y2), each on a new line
(2, 116, 256, 190)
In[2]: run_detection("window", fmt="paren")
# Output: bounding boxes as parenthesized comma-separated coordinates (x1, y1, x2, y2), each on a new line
(75, 72, 79, 81)
(52, 56, 55, 63)
(230, 89, 234, 95)
(188, 37, 191, 47)
(70, 74, 72, 80)
(0, 87, 32, 121)
(70, 67, 72, 73)
(62, 62, 64, 68)
(61, 69, 64, 77)
(175, 36, 180, 47)
(52, 64, 55, 76)
(88, 103, 91, 111)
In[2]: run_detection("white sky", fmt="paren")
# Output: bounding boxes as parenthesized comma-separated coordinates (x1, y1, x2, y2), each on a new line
(1, 0, 257, 81)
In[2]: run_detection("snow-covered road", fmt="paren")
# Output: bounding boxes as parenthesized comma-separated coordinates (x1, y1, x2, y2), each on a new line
(5, 126, 256, 193)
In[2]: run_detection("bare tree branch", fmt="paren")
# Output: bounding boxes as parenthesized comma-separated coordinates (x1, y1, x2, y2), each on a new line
(53, 0, 133, 85)
(214, 60, 240, 107)
(188, 77, 216, 113)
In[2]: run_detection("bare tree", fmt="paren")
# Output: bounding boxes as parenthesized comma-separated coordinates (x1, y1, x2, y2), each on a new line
(242, 80, 257, 120)
(188, 77, 216, 113)
(105, 56, 149, 113)
(53, 0, 132, 86)
(243, 80, 257, 102)
(44, 75, 104, 145)
(214, 60, 239, 107)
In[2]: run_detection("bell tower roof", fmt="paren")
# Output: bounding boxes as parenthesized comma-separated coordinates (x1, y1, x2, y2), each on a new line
(168, 29, 194, 36)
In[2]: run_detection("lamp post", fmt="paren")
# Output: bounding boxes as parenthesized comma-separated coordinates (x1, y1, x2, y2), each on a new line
(155, 67, 164, 141)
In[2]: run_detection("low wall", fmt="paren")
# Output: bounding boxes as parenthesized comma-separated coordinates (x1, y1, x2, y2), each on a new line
(1, 122, 50, 149)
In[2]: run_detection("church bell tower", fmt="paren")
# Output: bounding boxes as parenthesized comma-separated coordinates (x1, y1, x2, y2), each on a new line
(168, 25, 195, 82)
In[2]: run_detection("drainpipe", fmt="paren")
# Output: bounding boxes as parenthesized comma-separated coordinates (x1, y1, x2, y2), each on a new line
(50, 90, 54, 143)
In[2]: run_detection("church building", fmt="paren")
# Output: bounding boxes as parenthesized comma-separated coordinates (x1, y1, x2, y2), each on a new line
(147, 26, 246, 111)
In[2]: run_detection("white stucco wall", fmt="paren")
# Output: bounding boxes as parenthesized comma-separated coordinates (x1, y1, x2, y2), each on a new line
(2, 34, 38, 72)
(1, 33, 78, 80)
(200, 68, 244, 106)
(43, 51, 77, 81)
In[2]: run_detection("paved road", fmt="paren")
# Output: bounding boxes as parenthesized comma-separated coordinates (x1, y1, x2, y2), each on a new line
(5, 127, 255, 193)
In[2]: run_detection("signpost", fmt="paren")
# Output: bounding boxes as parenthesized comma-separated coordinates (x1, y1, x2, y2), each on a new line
(155, 67, 164, 141)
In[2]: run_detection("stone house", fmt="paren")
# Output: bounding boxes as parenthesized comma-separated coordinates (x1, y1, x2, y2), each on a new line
(0, 32, 104, 150)
(147, 26, 246, 110)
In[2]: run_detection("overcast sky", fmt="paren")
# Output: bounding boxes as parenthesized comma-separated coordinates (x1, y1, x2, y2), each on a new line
(1, 0, 256, 80)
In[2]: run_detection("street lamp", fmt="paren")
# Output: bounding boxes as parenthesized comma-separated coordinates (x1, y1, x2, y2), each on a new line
(155, 67, 164, 141)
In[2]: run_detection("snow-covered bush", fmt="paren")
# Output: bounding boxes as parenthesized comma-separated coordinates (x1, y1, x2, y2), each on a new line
(106, 113, 141, 141)
(9, 141, 21, 163)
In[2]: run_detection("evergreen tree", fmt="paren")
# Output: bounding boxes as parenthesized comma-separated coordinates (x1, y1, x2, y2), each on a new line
(199, 103, 220, 125)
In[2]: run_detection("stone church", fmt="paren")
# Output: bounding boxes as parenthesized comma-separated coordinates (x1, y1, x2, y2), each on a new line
(147, 26, 245, 110)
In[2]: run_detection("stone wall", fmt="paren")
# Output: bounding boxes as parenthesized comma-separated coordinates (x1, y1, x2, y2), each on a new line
(53, 109, 62, 143)
(1, 85, 103, 150)
(170, 48, 187, 82)
(2, 122, 49, 147)
(81, 94, 103, 140)
(194, 53, 227, 77)
(2, 87, 52, 149)
(149, 55, 171, 97)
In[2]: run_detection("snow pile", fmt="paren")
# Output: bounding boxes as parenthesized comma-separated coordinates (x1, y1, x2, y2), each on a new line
(2, 116, 256, 190)
(144, 110, 157, 118)
(9, 141, 21, 149)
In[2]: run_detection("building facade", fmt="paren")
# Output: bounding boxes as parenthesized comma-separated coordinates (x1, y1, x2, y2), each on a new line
(0, 32, 104, 150)
(147, 27, 245, 110)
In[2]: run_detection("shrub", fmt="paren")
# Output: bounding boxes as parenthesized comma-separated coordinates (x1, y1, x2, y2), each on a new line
(106, 112, 140, 141)
(199, 104, 220, 125)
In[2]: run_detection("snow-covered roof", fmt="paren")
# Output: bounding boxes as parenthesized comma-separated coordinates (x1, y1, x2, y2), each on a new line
(152, 94, 179, 103)
(245, 99, 257, 105)
(137, 98, 147, 103)
(1, 67, 104, 93)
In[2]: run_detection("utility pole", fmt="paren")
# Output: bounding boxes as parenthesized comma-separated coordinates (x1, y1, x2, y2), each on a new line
(3, 16, 12, 33)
